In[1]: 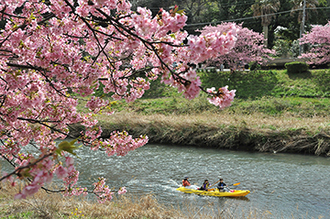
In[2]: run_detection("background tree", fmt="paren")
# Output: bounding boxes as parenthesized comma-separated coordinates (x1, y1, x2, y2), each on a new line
(290, 0, 319, 24)
(131, 0, 174, 14)
(192, 0, 259, 33)
(202, 23, 274, 69)
(268, 0, 329, 53)
(290, 0, 319, 54)
(273, 0, 300, 41)
(299, 21, 330, 65)
(131, 0, 330, 44)
(304, 0, 330, 27)
(174, 0, 210, 23)
(171, 0, 216, 33)
(216, 0, 255, 23)
(251, 0, 281, 47)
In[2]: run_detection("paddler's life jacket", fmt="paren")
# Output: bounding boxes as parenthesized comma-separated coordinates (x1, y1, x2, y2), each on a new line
(182, 179, 191, 187)
(199, 182, 210, 190)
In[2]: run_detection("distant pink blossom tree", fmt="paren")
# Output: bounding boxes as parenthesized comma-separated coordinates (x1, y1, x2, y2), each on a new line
(200, 22, 274, 70)
(299, 21, 330, 65)
(0, 1, 237, 202)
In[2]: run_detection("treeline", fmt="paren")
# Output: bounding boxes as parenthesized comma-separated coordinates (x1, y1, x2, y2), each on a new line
(130, 0, 330, 49)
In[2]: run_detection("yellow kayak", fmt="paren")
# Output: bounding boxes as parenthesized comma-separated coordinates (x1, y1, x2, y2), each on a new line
(176, 187, 250, 197)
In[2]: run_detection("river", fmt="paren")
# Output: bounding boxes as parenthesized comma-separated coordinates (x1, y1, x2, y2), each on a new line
(73, 143, 330, 218)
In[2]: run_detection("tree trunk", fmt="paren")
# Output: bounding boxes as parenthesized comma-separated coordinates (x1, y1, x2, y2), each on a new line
(263, 25, 269, 48)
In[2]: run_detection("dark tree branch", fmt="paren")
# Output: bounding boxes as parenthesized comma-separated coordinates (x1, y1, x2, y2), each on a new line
(0, 153, 54, 182)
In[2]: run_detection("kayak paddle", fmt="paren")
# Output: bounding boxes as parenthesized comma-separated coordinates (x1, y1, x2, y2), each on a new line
(208, 180, 220, 189)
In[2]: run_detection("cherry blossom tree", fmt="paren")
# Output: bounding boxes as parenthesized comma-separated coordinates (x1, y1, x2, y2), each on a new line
(299, 21, 330, 65)
(0, 0, 237, 202)
(201, 22, 274, 70)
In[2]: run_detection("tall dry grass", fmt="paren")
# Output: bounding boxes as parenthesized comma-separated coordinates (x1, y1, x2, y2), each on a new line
(89, 111, 330, 156)
(0, 182, 184, 219)
(97, 111, 330, 133)
(0, 182, 273, 219)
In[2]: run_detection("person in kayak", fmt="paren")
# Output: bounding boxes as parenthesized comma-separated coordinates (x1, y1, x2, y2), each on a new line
(182, 176, 191, 187)
(217, 178, 228, 192)
(199, 179, 210, 191)
(182, 177, 200, 189)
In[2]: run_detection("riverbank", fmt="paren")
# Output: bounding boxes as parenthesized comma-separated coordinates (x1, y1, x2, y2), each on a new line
(0, 182, 296, 218)
(69, 111, 330, 157)
(72, 69, 330, 157)
(0, 183, 184, 218)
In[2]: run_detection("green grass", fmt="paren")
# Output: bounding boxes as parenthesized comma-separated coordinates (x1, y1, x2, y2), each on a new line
(77, 69, 330, 117)
(105, 95, 330, 118)
(133, 69, 330, 116)
(198, 70, 279, 99)
(197, 69, 330, 99)
(5, 212, 34, 219)
(228, 96, 330, 117)
(110, 92, 217, 115)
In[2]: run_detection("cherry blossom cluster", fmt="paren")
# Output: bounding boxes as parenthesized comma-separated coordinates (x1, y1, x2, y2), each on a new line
(207, 86, 236, 109)
(200, 22, 274, 70)
(299, 21, 330, 65)
(118, 186, 127, 195)
(13, 154, 54, 199)
(0, 0, 238, 202)
(103, 131, 149, 156)
(92, 177, 114, 203)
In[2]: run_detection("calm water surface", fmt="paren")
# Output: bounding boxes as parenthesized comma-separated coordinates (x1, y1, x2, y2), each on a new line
(75, 144, 330, 218)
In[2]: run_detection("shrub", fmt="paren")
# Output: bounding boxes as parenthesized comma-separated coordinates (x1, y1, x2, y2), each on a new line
(249, 61, 261, 70)
(285, 61, 309, 73)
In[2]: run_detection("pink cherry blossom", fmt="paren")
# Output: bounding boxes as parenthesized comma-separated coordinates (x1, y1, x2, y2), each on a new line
(118, 187, 127, 195)
(200, 22, 274, 69)
(299, 21, 330, 65)
(55, 166, 68, 179)
(207, 86, 236, 109)
(0, 0, 238, 202)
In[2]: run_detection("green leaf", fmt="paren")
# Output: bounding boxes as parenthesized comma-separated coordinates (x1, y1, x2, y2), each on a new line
(57, 140, 81, 156)
(169, 33, 176, 38)
(30, 13, 36, 20)
(176, 9, 185, 15)
(69, 139, 77, 145)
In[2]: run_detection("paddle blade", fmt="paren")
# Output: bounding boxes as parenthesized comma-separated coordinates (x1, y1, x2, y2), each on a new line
(233, 182, 240, 186)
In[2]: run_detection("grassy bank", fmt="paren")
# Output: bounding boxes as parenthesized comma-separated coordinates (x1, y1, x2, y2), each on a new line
(0, 183, 269, 219)
(0, 182, 183, 218)
(74, 69, 330, 157)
